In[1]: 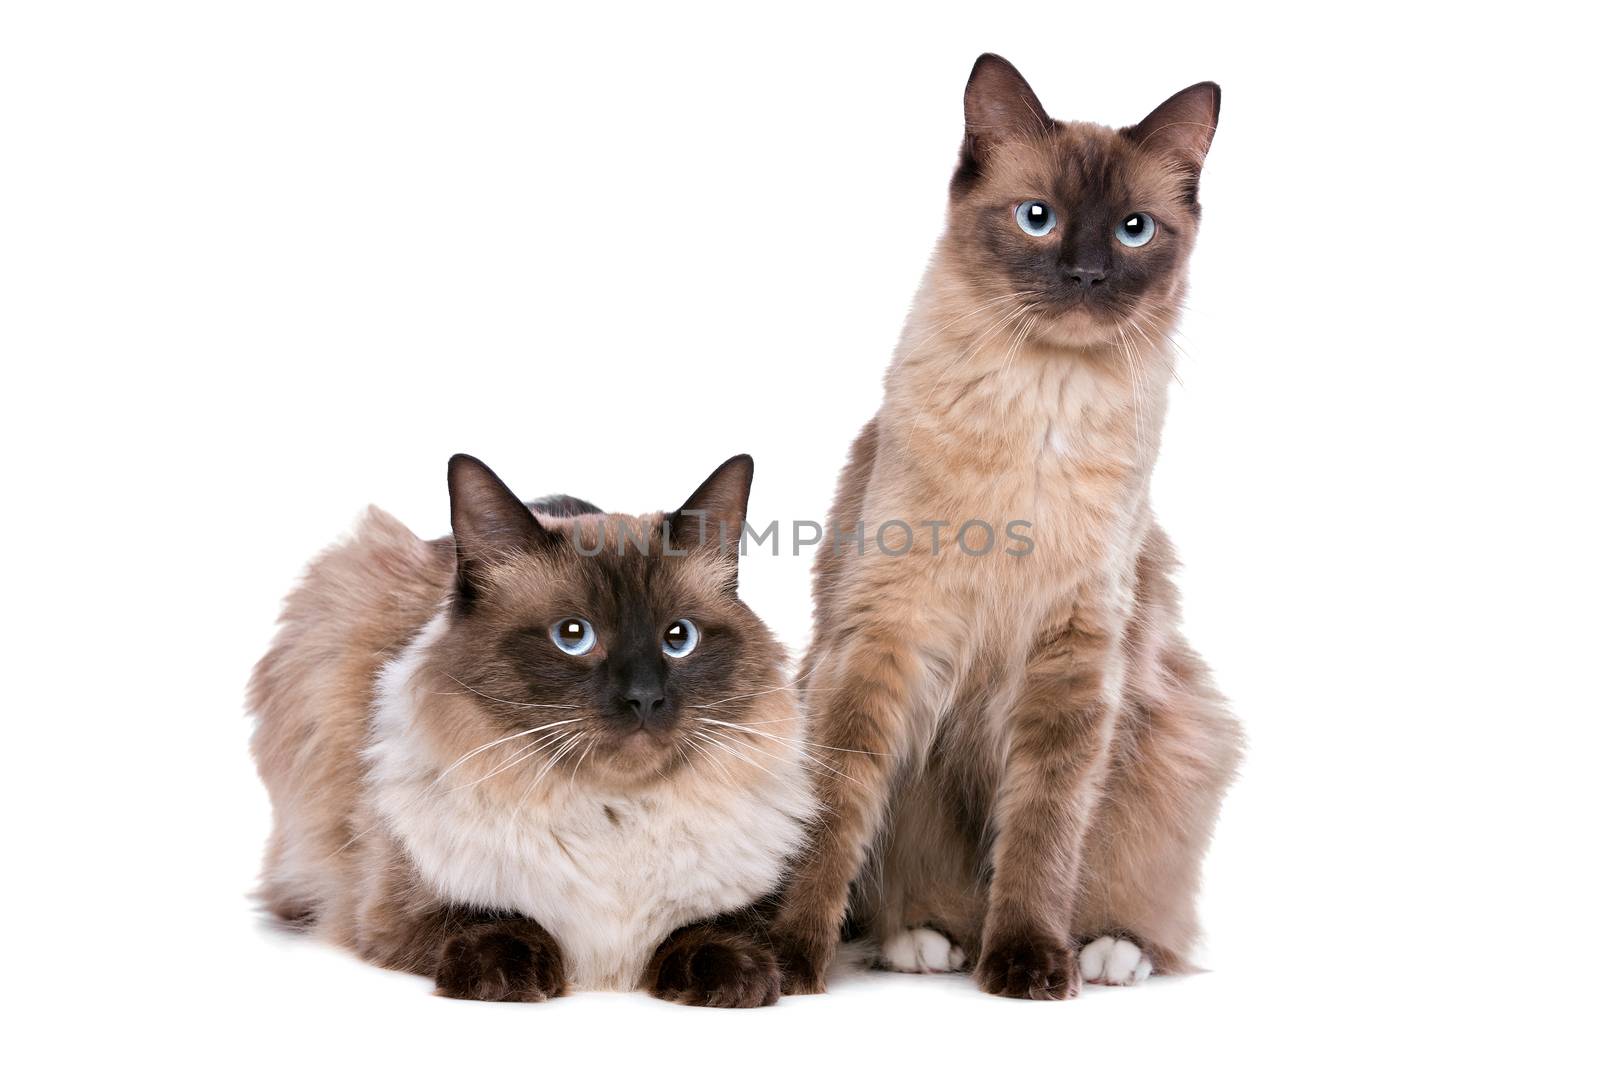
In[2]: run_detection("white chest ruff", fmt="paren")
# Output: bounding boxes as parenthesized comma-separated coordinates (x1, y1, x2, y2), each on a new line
(365, 617, 812, 990)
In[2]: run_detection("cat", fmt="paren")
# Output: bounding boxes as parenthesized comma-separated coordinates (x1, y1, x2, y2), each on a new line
(770, 54, 1243, 998)
(248, 453, 814, 1006)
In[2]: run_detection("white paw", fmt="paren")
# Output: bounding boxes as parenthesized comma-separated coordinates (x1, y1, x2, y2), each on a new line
(1078, 936, 1153, 986)
(879, 927, 968, 973)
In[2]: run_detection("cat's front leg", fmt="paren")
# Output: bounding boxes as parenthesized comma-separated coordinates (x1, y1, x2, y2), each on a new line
(770, 633, 931, 994)
(974, 612, 1125, 1000)
(351, 854, 567, 1001)
(644, 917, 781, 1008)
(435, 916, 567, 1003)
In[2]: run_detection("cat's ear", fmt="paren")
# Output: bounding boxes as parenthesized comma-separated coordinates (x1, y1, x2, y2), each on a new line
(447, 454, 559, 604)
(1125, 82, 1221, 178)
(964, 54, 1051, 145)
(668, 454, 753, 572)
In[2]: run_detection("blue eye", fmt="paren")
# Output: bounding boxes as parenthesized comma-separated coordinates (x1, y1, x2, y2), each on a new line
(1014, 200, 1056, 237)
(550, 618, 596, 656)
(662, 619, 699, 659)
(1115, 212, 1156, 247)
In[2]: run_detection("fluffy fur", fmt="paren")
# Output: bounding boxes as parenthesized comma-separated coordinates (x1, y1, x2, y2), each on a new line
(771, 55, 1243, 998)
(249, 455, 813, 1004)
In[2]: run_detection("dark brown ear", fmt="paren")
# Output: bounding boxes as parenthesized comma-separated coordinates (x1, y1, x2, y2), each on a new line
(964, 53, 1050, 142)
(1125, 82, 1221, 178)
(667, 454, 753, 568)
(447, 454, 558, 607)
(953, 54, 1052, 196)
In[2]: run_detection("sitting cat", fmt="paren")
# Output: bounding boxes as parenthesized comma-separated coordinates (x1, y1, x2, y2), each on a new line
(249, 453, 812, 1006)
(771, 56, 1243, 998)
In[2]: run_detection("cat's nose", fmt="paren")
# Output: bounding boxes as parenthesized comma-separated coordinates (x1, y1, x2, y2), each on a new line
(621, 682, 668, 726)
(1064, 266, 1108, 288)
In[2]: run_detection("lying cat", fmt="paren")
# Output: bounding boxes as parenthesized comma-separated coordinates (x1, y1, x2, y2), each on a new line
(249, 453, 812, 1006)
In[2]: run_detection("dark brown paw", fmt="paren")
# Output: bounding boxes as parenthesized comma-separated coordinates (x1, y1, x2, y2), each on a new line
(648, 929, 780, 1008)
(771, 927, 830, 995)
(435, 924, 566, 1002)
(975, 933, 1080, 1000)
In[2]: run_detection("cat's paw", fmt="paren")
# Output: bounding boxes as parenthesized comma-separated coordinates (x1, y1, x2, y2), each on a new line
(435, 923, 566, 1002)
(879, 927, 968, 973)
(647, 928, 780, 1008)
(974, 931, 1080, 1000)
(1078, 936, 1153, 986)
(770, 920, 832, 995)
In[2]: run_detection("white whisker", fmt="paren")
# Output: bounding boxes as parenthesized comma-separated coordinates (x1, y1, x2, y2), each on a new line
(442, 674, 580, 710)
(428, 717, 585, 787)
(696, 716, 884, 756)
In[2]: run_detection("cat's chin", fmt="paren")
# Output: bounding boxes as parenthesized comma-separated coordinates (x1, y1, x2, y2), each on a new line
(1030, 307, 1126, 350)
(583, 729, 682, 784)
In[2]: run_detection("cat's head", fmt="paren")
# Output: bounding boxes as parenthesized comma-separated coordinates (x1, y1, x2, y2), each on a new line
(942, 54, 1219, 349)
(416, 453, 789, 790)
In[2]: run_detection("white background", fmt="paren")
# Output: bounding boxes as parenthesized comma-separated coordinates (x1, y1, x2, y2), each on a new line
(3, 2, 1595, 1063)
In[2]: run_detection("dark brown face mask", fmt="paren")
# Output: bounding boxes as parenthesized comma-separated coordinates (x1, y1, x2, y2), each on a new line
(947, 54, 1219, 344)
(441, 452, 772, 777)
